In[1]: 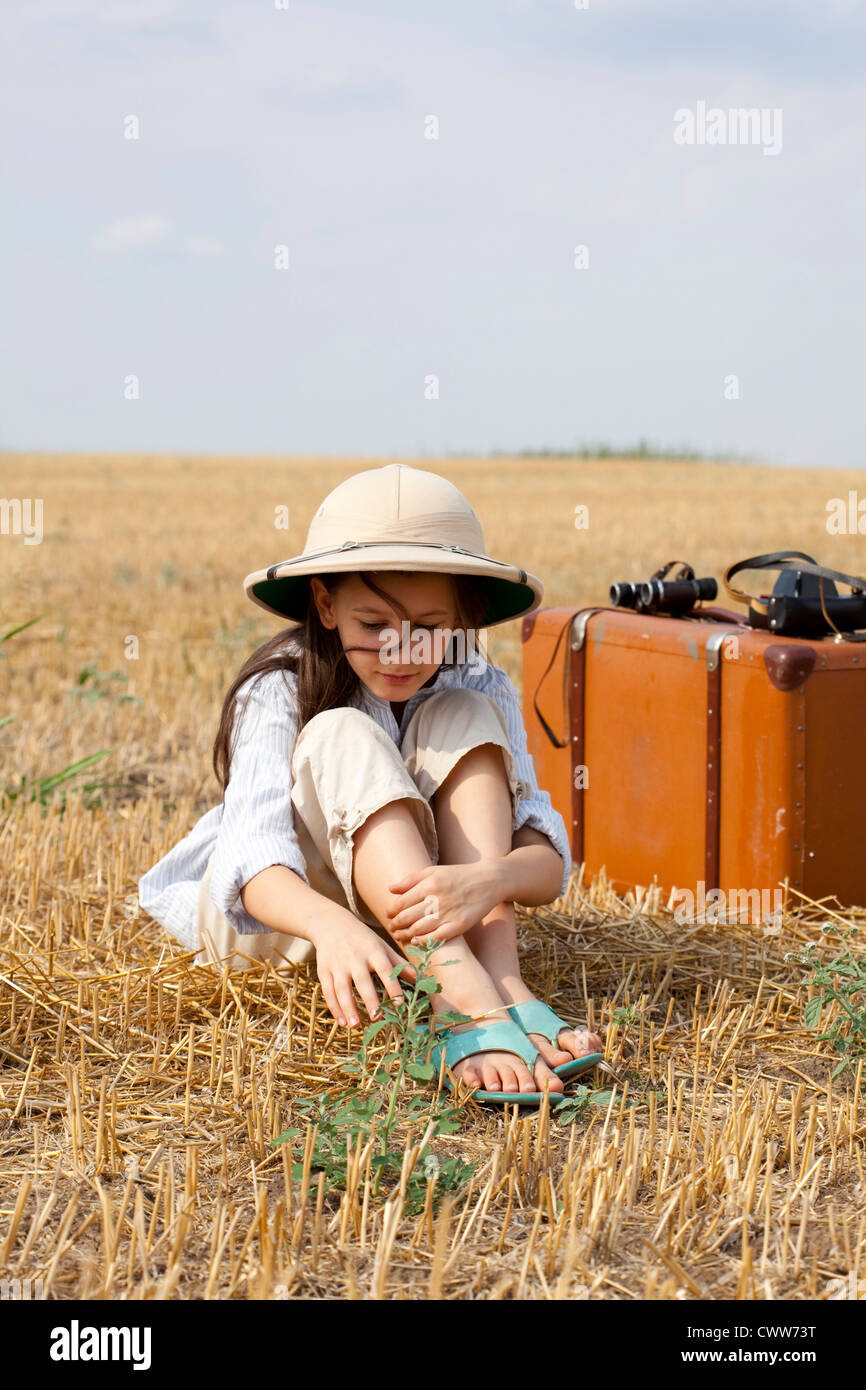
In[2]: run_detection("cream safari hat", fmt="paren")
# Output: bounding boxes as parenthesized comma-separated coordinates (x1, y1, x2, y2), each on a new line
(244, 463, 543, 629)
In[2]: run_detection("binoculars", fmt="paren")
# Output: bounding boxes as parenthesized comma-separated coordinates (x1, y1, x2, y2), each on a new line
(610, 575, 718, 616)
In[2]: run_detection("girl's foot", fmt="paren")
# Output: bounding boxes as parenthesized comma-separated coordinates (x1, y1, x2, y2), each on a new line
(430, 957, 564, 1096)
(444, 1008, 565, 1096)
(496, 980, 603, 1072)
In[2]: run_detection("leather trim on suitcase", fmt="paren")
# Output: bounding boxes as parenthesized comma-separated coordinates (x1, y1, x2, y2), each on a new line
(572, 636, 586, 865)
(704, 632, 725, 890)
(569, 608, 613, 866)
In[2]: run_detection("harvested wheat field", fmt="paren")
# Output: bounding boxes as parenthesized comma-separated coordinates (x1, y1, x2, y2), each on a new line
(1, 451, 864, 1303)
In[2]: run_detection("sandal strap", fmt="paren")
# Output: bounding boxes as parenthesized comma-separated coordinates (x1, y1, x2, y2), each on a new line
(506, 1000, 575, 1046)
(429, 1019, 540, 1071)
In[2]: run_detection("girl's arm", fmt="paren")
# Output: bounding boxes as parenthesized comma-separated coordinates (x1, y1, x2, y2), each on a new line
(497, 823, 565, 906)
(241, 862, 358, 944)
(385, 667, 570, 942)
(241, 864, 415, 1027)
(386, 828, 563, 945)
(212, 672, 413, 1024)
(474, 663, 573, 899)
(209, 671, 311, 936)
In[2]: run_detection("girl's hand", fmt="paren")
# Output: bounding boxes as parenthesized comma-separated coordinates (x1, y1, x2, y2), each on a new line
(385, 862, 506, 944)
(314, 916, 416, 1029)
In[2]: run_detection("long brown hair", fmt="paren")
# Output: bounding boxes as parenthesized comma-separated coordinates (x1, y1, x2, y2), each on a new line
(212, 571, 488, 792)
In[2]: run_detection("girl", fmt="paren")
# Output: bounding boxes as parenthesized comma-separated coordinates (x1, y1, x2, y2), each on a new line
(139, 464, 603, 1104)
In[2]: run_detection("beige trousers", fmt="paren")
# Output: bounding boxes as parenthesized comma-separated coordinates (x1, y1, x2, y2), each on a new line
(194, 689, 530, 971)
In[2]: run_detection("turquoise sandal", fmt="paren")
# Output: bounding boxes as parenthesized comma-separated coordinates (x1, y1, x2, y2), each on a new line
(426, 1017, 570, 1107)
(505, 1001, 604, 1081)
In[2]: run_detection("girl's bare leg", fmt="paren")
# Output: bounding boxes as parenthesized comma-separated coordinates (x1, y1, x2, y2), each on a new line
(351, 800, 559, 1095)
(432, 744, 603, 1065)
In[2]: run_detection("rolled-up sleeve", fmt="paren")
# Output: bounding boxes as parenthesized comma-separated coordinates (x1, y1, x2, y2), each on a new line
(472, 664, 572, 899)
(209, 669, 309, 935)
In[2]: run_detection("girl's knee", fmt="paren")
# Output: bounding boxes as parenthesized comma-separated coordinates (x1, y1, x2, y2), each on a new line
(418, 688, 498, 715)
(403, 690, 530, 816)
(293, 705, 389, 764)
(291, 705, 414, 804)
(407, 688, 506, 746)
(298, 705, 381, 738)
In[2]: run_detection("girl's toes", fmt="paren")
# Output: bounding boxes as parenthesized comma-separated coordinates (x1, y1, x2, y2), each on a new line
(481, 1060, 503, 1093)
(533, 1058, 564, 1094)
(529, 1034, 571, 1069)
(558, 1028, 601, 1060)
(513, 1062, 537, 1094)
(497, 1064, 520, 1095)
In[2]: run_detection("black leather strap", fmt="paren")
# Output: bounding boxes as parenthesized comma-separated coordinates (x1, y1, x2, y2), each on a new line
(723, 550, 866, 641)
(532, 611, 578, 749)
(723, 550, 866, 601)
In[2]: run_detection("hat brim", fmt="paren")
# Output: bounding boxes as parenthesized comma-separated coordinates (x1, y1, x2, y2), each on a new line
(244, 547, 543, 629)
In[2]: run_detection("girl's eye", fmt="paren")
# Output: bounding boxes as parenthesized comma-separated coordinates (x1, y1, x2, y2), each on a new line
(359, 621, 435, 633)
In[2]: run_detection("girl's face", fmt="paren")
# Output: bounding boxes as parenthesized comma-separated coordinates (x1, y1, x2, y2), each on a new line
(309, 571, 461, 701)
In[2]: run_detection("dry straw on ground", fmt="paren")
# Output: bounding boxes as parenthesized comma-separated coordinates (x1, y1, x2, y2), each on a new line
(1, 453, 864, 1300)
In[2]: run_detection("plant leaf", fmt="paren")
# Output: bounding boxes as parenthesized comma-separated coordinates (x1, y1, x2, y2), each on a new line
(405, 1060, 435, 1081)
(362, 1019, 387, 1046)
(804, 996, 823, 1029)
(0, 616, 42, 645)
(589, 1089, 614, 1107)
(434, 1117, 461, 1135)
(269, 1126, 301, 1148)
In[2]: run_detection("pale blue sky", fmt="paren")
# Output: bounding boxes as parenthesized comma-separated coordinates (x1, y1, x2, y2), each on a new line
(1, 0, 864, 465)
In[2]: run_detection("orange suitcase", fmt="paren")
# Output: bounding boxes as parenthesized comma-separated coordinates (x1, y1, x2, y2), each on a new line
(521, 604, 866, 921)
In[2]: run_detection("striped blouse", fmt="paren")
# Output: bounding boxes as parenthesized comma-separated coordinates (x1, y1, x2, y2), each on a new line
(138, 648, 572, 951)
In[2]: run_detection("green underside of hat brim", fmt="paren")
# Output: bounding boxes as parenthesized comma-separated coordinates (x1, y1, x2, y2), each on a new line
(248, 573, 539, 629)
